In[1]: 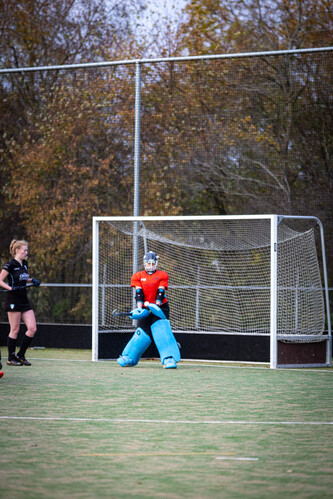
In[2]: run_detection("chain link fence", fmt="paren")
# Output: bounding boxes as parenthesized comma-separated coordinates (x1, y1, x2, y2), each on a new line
(1, 48, 332, 326)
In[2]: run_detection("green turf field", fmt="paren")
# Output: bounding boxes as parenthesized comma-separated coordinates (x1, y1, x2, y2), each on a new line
(0, 349, 332, 498)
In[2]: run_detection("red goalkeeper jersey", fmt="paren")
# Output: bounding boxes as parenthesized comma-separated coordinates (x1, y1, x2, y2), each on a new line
(131, 270, 169, 305)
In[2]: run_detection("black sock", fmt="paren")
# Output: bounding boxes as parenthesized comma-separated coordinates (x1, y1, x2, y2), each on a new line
(7, 337, 17, 360)
(17, 334, 33, 358)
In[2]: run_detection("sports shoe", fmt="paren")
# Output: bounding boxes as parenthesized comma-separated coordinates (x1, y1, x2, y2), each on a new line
(17, 356, 31, 366)
(7, 356, 23, 366)
(0, 371, 3, 378)
(163, 357, 177, 369)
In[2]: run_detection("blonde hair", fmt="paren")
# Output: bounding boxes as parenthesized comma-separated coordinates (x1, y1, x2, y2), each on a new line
(10, 239, 28, 258)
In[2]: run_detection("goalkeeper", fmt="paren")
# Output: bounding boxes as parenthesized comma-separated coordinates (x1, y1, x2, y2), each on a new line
(117, 251, 180, 369)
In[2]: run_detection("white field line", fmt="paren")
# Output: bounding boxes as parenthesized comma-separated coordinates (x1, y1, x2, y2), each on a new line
(27, 357, 333, 372)
(28, 357, 270, 368)
(216, 457, 259, 461)
(0, 416, 332, 425)
(27, 357, 91, 362)
(80, 452, 259, 460)
(78, 451, 259, 460)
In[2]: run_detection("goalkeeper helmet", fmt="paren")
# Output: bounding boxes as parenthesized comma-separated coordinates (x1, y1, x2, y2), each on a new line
(144, 251, 159, 274)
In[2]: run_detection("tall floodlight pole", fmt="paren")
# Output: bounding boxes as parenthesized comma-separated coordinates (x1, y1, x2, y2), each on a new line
(133, 62, 141, 284)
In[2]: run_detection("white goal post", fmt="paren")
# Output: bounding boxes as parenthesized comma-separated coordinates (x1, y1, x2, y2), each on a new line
(92, 215, 331, 368)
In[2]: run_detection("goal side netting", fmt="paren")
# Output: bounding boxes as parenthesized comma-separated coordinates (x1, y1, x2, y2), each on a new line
(92, 215, 331, 367)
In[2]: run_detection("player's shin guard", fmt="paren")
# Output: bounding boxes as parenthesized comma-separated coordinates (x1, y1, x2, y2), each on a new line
(151, 320, 181, 368)
(117, 328, 151, 367)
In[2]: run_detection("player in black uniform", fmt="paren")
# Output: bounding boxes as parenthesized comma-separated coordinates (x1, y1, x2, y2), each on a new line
(0, 240, 40, 366)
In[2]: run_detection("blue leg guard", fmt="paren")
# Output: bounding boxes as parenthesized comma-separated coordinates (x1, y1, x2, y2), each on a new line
(117, 328, 151, 367)
(151, 320, 181, 368)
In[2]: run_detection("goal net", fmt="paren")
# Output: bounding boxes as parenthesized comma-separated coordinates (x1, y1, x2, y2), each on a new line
(92, 215, 330, 367)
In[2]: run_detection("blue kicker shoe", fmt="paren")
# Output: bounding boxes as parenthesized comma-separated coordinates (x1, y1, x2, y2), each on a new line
(163, 357, 177, 369)
(117, 355, 133, 367)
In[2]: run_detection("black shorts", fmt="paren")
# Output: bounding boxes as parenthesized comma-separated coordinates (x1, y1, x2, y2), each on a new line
(137, 302, 170, 337)
(4, 291, 32, 313)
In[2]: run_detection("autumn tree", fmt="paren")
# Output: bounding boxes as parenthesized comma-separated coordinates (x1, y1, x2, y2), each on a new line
(172, 0, 333, 213)
(0, 0, 142, 262)
(135, 0, 332, 280)
(0, 0, 145, 321)
(179, 0, 333, 53)
(171, 1, 333, 219)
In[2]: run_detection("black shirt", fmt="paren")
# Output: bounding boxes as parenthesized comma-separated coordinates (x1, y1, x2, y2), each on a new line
(3, 259, 29, 288)
(2, 259, 32, 312)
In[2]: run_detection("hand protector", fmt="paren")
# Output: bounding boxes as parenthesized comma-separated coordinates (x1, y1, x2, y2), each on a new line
(147, 303, 166, 320)
(32, 278, 41, 287)
(130, 308, 150, 320)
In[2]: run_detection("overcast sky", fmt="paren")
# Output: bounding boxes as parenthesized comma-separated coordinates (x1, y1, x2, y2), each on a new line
(140, 0, 188, 28)
(147, 0, 187, 15)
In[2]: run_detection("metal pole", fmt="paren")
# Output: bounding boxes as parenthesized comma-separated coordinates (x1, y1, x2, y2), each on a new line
(196, 266, 200, 329)
(92, 217, 99, 361)
(1, 47, 332, 74)
(133, 61, 141, 219)
(132, 62, 141, 307)
(270, 215, 278, 369)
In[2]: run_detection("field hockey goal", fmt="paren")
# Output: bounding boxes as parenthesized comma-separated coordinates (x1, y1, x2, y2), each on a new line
(92, 215, 331, 368)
